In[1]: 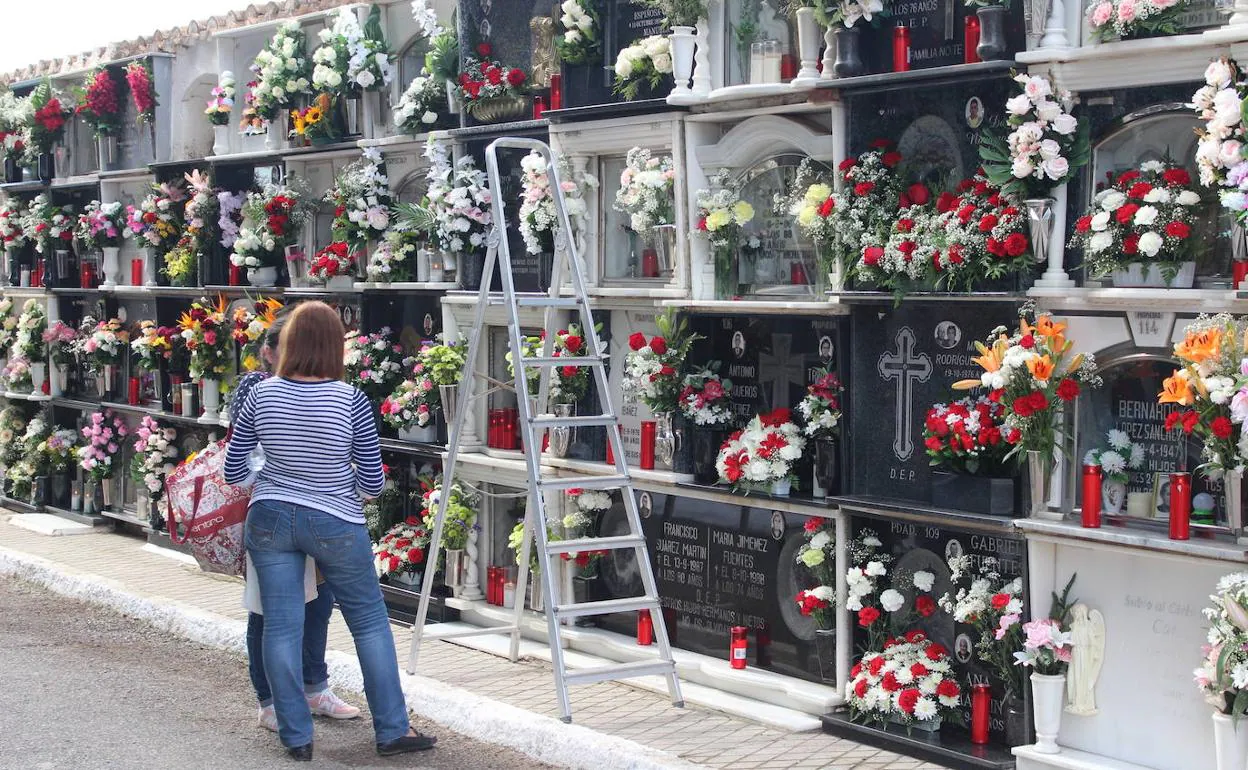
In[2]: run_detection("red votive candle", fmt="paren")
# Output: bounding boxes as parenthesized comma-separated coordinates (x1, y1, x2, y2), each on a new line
(32, 260, 43, 288)
(730, 626, 748, 669)
(791, 260, 808, 285)
(1082, 464, 1103, 528)
(640, 421, 656, 469)
(1235, 260, 1248, 290)
(970, 683, 991, 744)
(128, 377, 141, 406)
(637, 610, 654, 645)
(486, 566, 498, 604)
(549, 74, 562, 110)
(641, 246, 660, 278)
(533, 95, 545, 120)
(606, 435, 615, 465)
(1170, 472, 1191, 540)
(893, 24, 911, 72)
(130, 258, 143, 286)
(80, 262, 96, 289)
(964, 16, 982, 64)
(229, 263, 242, 286)
(780, 54, 796, 80)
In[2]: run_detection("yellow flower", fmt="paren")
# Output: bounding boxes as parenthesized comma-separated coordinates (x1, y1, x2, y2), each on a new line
(797, 205, 818, 229)
(804, 184, 832, 206)
(732, 201, 755, 224)
(241, 354, 262, 372)
(705, 208, 732, 231)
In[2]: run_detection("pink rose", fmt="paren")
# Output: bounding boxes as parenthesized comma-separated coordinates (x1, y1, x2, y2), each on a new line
(1090, 1, 1113, 25)
(1117, 0, 1138, 22)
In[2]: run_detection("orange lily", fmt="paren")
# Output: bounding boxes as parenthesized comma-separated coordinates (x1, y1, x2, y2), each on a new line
(971, 334, 1009, 373)
(1027, 354, 1055, 382)
(1174, 329, 1223, 365)
(1158, 372, 1195, 406)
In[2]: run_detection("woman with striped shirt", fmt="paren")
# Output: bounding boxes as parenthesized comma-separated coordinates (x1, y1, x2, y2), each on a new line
(225, 301, 436, 761)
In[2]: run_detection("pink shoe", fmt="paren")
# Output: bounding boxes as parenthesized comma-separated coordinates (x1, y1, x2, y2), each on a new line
(307, 689, 361, 720)
(258, 705, 278, 732)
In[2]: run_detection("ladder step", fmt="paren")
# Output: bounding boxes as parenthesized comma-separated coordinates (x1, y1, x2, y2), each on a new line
(530, 414, 617, 428)
(515, 296, 582, 308)
(547, 534, 645, 554)
(522, 355, 604, 367)
(421, 624, 521, 641)
(563, 660, 677, 686)
(553, 595, 658, 619)
(537, 474, 631, 491)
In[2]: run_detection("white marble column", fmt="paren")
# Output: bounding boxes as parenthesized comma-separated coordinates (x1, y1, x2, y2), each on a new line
(1032, 184, 1077, 289)
(691, 18, 713, 99)
(461, 526, 484, 601)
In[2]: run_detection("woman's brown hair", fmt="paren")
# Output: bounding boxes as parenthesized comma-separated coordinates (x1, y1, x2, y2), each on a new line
(276, 301, 345, 381)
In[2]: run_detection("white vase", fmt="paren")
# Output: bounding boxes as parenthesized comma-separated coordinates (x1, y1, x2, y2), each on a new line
(1213, 712, 1248, 770)
(416, 248, 431, 282)
(100, 246, 120, 289)
(212, 124, 230, 156)
(325, 275, 354, 291)
(1031, 672, 1066, 754)
(400, 423, 438, 443)
(248, 266, 278, 287)
(794, 8, 823, 83)
(264, 109, 287, 151)
(771, 478, 792, 497)
(141, 247, 158, 287)
(1110, 261, 1197, 288)
(668, 26, 696, 102)
(29, 362, 46, 394)
(199, 378, 221, 424)
(1102, 478, 1127, 514)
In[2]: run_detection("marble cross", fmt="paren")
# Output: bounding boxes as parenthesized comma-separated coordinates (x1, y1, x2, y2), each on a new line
(877, 327, 932, 462)
(758, 333, 805, 411)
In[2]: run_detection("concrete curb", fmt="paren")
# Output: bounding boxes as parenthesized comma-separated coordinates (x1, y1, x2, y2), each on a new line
(0, 544, 704, 770)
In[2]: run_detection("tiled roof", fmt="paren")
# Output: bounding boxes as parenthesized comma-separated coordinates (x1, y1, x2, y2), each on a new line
(1, 0, 359, 85)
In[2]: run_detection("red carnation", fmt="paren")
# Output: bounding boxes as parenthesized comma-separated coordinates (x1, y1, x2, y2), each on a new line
(1166, 221, 1191, 239)
(563, 334, 582, 353)
(925, 643, 948, 661)
(906, 183, 930, 206)
(868, 656, 886, 676)
(1123, 233, 1140, 255)
(1019, 334, 1035, 349)
(1003, 232, 1028, 257)
(881, 151, 903, 168)
(1117, 169, 1141, 185)
(936, 680, 960, 700)
(839, 158, 856, 172)
(818, 197, 835, 217)
(936, 192, 958, 213)
(1163, 168, 1191, 186)
(854, 181, 876, 196)
(1182, 411, 1200, 434)
(1213, 416, 1234, 440)
(649, 336, 667, 355)
(1057, 378, 1080, 402)
(915, 595, 936, 617)
(910, 663, 929, 679)
(857, 606, 881, 627)
(485, 67, 503, 85)
(979, 213, 998, 232)
(1164, 411, 1182, 432)
(1075, 215, 1092, 233)
(804, 517, 822, 533)
(1116, 203, 1140, 225)
(507, 68, 527, 87)
(476, 42, 493, 57)
(1128, 182, 1153, 200)
(854, 678, 870, 698)
(628, 332, 647, 351)
(897, 688, 921, 714)
(863, 245, 885, 266)
(561, 365, 578, 379)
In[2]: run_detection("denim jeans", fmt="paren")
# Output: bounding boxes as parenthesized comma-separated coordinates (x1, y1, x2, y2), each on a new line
(246, 499, 410, 748)
(246, 583, 334, 707)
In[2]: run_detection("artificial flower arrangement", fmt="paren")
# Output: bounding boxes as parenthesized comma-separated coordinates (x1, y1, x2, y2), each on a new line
(231, 178, 314, 271)
(249, 21, 312, 120)
(518, 150, 596, 257)
(344, 327, 407, 402)
(393, 73, 449, 133)
(0, 91, 30, 167)
(125, 183, 186, 252)
(326, 147, 391, 246)
(312, 6, 393, 95)
(373, 518, 429, 579)
(557, 0, 600, 64)
(177, 296, 231, 380)
(163, 238, 197, 286)
(846, 630, 963, 729)
(980, 72, 1090, 200)
(26, 79, 73, 156)
(217, 190, 245, 251)
(930, 173, 1033, 291)
(506, 334, 545, 397)
(1085, 0, 1189, 42)
(75, 67, 122, 138)
(22, 193, 74, 255)
(130, 319, 171, 372)
(1084, 428, 1145, 484)
(2, 357, 32, 391)
(309, 241, 359, 283)
(854, 200, 941, 290)
(424, 139, 491, 258)
(1159, 314, 1248, 474)
(563, 486, 613, 533)
(291, 92, 337, 144)
(73, 316, 129, 374)
(0, 296, 13, 351)
(798, 368, 843, 440)
(622, 309, 699, 414)
(794, 517, 837, 630)
(380, 370, 438, 432)
(366, 221, 422, 282)
(42, 320, 76, 366)
(939, 554, 1025, 698)
(39, 426, 78, 474)
(1014, 575, 1078, 675)
(125, 59, 158, 125)
(0, 198, 26, 252)
(923, 394, 1017, 474)
(1195, 572, 1248, 718)
(0, 406, 28, 468)
(76, 410, 128, 480)
(7, 417, 51, 499)
(694, 170, 755, 297)
(13, 299, 46, 362)
(182, 169, 219, 255)
(549, 324, 597, 405)
(715, 408, 807, 492)
(844, 529, 940, 648)
(75, 199, 126, 251)
(418, 336, 468, 387)
(817, 0, 885, 27)
(954, 307, 1101, 458)
(457, 42, 528, 109)
(420, 479, 479, 550)
(130, 415, 177, 500)
(1193, 58, 1248, 223)
(614, 146, 676, 237)
(1069, 161, 1204, 285)
(230, 297, 282, 373)
(205, 71, 235, 126)
(678, 365, 735, 428)
(613, 35, 672, 101)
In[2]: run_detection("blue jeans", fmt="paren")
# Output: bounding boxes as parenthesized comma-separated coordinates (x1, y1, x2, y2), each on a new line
(246, 499, 410, 748)
(246, 584, 334, 707)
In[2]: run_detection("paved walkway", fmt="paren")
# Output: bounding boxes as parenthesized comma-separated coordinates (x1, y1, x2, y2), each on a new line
(0, 516, 948, 770)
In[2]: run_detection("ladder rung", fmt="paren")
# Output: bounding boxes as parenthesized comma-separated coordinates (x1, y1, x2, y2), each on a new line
(537, 474, 631, 491)
(515, 296, 582, 308)
(553, 596, 658, 619)
(547, 534, 645, 554)
(421, 624, 521, 641)
(530, 414, 616, 428)
(522, 355, 603, 367)
(563, 660, 677, 686)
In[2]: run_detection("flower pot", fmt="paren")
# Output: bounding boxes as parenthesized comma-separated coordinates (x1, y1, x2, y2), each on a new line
(932, 470, 1020, 516)
(3, 156, 20, 183)
(692, 428, 729, 485)
(1023, 199, 1056, 265)
(444, 548, 464, 596)
(833, 27, 865, 78)
(714, 244, 739, 299)
(1109, 261, 1196, 288)
(52, 363, 68, 397)
(813, 438, 840, 498)
(325, 274, 354, 291)
(100, 476, 114, 510)
(669, 26, 696, 99)
(141, 247, 158, 287)
(976, 6, 1009, 60)
(813, 627, 836, 682)
(1028, 450, 1053, 517)
(29, 362, 46, 394)
(1213, 711, 1248, 770)
(888, 714, 942, 732)
(100, 246, 121, 289)
(36, 152, 54, 183)
(212, 124, 230, 156)
(392, 570, 422, 588)
(549, 403, 575, 458)
(439, 384, 459, 429)
(199, 378, 221, 424)
(96, 135, 119, 172)
(771, 478, 792, 496)
(794, 8, 823, 83)
(1031, 672, 1066, 754)
(248, 266, 278, 287)
(465, 94, 529, 124)
(1101, 477, 1127, 514)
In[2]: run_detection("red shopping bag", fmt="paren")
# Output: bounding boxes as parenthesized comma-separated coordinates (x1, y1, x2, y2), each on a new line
(164, 439, 250, 577)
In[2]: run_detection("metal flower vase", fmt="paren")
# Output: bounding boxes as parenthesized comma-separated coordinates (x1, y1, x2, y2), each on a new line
(445, 548, 465, 596)
(439, 384, 459, 427)
(976, 6, 1009, 60)
(549, 403, 575, 458)
(1227, 470, 1244, 536)
(1023, 199, 1056, 265)
(466, 94, 529, 124)
(833, 27, 865, 77)
(655, 412, 679, 470)
(814, 628, 836, 682)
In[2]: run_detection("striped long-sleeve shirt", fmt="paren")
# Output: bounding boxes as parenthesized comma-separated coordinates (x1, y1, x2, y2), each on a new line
(224, 377, 384, 524)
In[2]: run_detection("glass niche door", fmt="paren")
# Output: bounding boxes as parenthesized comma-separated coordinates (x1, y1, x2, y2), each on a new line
(736, 153, 829, 298)
(1090, 110, 1228, 285)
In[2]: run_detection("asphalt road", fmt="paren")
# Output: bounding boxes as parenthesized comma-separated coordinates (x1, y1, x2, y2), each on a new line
(0, 578, 551, 769)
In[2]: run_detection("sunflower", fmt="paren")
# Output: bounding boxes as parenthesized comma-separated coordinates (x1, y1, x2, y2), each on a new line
(305, 106, 324, 126)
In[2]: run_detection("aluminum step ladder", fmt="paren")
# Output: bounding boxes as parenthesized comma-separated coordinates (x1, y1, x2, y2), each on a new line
(406, 137, 684, 723)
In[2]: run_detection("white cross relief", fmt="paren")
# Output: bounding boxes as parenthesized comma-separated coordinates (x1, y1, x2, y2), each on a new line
(877, 327, 933, 461)
(758, 333, 805, 410)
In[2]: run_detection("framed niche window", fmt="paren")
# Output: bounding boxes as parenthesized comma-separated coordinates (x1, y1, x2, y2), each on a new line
(1090, 109, 1228, 284)
(736, 153, 827, 298)
(598, 151, 678, 283)
(721, 0, 797, 87)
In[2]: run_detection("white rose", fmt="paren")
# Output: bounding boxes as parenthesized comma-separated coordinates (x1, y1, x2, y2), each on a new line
(1005, 94, 1033, 116)
(422, 110, 437, 124)
(1138, 231, 1164, 257)
(1208, 60, 1235, 88)
(652, 53, 672, 73)
(615, 54, 634, 79)
(356, 70, 376, 89)
(1011, 155, 1035, 179)
(1038, 139, 1061, 160)
(1042, 156, 1069, 181)
(1133, 205, 1159, 226)
(642, 36, 667, 57)
(1050, 113, 1078, 136)
(1214, 89, 1243, 128)
(1035, 100, 1062, 124)
(1024, 75, 1052, 101)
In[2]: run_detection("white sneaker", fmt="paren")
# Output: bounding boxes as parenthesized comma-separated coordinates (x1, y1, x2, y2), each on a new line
(307, 689, 361, 720)
(257, 705, 279, 732)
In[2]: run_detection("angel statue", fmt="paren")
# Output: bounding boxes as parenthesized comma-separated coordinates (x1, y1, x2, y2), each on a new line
(1065, 603, 1106, 716)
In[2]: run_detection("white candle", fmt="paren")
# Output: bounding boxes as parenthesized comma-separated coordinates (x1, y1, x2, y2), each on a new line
(1127, 491, 1153, 518)
(763, 40, 782, 83)
(750, 42, 764, 85)
(503, 581, 516, 609)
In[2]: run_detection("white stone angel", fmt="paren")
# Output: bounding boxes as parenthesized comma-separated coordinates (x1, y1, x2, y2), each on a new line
(1066, 603, 1106, 716)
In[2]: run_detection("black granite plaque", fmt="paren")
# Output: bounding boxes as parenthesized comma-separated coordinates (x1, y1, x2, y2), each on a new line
(561, 0, 673, 108)
(847, 301, 1017, 502)
(595, 492, 829, 681)
(857, 2, 1025, 75)
(361, 293, 443, 353)
(850, 512, 1028, 745)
